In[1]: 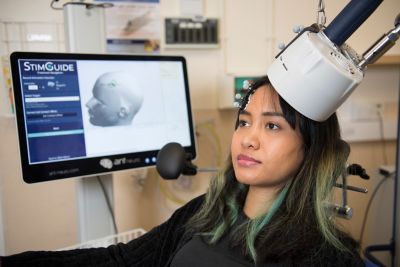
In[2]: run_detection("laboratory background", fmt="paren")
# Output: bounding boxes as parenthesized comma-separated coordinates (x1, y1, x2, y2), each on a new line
(0, 0, 399, 266)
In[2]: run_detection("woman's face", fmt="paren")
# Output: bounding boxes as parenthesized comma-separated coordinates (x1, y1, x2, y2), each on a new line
(231, 85, 304, 189)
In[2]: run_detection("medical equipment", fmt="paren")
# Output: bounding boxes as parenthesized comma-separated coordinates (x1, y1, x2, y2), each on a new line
(332, 165, 370, 220)
(156, 142, 218, 180)
(165, 17, 219, 48)
(267, 0, 399, 122)
(9, 52, 196, 183)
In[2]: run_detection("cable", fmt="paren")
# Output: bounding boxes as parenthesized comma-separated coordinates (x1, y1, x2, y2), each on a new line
(96, 176, 118, 234)
(50, 0, 63, 10)
(359, 174, 392, 244)
(377, 106, 388, 165)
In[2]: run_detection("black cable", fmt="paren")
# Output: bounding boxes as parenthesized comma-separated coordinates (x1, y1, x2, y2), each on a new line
(359, 103, 391, 244)
(359, 174, 392, 244)
(96, 176, 118, 235)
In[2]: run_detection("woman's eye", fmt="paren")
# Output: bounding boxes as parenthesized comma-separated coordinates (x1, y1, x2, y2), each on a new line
(238, 120, 249, 127)
(266, 123, 279, 130)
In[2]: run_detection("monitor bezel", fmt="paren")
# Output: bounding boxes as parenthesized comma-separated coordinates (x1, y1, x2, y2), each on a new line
(10, 51, 196, 183)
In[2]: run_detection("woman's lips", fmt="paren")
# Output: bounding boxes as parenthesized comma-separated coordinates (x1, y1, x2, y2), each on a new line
(237, 154, 261, 166)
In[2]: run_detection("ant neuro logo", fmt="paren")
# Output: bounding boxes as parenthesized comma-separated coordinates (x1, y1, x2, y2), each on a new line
(99, 158, 113, 169)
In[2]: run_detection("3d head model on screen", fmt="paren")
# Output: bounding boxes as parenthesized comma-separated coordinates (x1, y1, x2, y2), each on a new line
(85, 72, 144, 127)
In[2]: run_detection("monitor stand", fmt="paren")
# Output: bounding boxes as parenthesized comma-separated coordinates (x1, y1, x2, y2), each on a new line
(76, 175, 116, 242)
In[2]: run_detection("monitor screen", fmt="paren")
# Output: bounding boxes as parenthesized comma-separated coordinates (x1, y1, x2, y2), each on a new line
(10, 52, 196, 183)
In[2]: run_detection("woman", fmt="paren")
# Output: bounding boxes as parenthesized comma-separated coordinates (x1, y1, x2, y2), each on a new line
(1, 76, 364, 266)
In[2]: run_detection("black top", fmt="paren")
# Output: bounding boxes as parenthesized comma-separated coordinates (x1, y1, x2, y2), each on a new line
(0, 195, 365, 267)
(170, 235, 253, 267)
(171, 212, 252, 267)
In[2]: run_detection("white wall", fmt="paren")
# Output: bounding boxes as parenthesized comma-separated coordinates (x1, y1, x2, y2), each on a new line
(0, 0, 63, 22)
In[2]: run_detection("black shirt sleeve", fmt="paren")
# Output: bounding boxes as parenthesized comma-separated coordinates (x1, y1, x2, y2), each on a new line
(0, 195, 204, 267)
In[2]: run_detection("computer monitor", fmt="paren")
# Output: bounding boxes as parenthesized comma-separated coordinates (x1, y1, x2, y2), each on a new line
(10, 52, 196, 183)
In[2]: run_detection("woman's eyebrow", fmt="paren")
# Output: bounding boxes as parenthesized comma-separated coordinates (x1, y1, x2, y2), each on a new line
(239, 110, 284, 117)
(262, 111, 284, 117)
(239, 110, 251, 116)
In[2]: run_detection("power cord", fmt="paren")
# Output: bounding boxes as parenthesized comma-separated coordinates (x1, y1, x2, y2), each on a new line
(361, 98, 396, 265)
(50, 0, 63, 10)
(96, 176, 118, 234)
(358, 172, 393, 244)
(359, 109, 391, 243)
(377, 105, 388, 165)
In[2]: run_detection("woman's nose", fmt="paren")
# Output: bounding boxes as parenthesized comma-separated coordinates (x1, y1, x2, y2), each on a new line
(241, 129, 260, 149)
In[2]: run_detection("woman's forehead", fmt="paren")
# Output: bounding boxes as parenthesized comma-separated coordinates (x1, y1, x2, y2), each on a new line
(246, 85, 282, 112)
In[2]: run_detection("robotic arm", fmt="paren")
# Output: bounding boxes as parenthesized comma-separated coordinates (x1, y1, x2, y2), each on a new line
(267, 0, 399, 122)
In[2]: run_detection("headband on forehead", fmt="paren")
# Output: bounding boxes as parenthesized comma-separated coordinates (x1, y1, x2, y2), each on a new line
(239, 84, 258, 111)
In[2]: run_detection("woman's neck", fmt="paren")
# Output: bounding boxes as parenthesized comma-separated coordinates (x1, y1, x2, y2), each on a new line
(243, 185, 282, 219)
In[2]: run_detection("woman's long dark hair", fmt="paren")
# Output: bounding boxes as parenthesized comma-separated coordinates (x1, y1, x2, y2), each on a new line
(185, 76, 352, 264)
